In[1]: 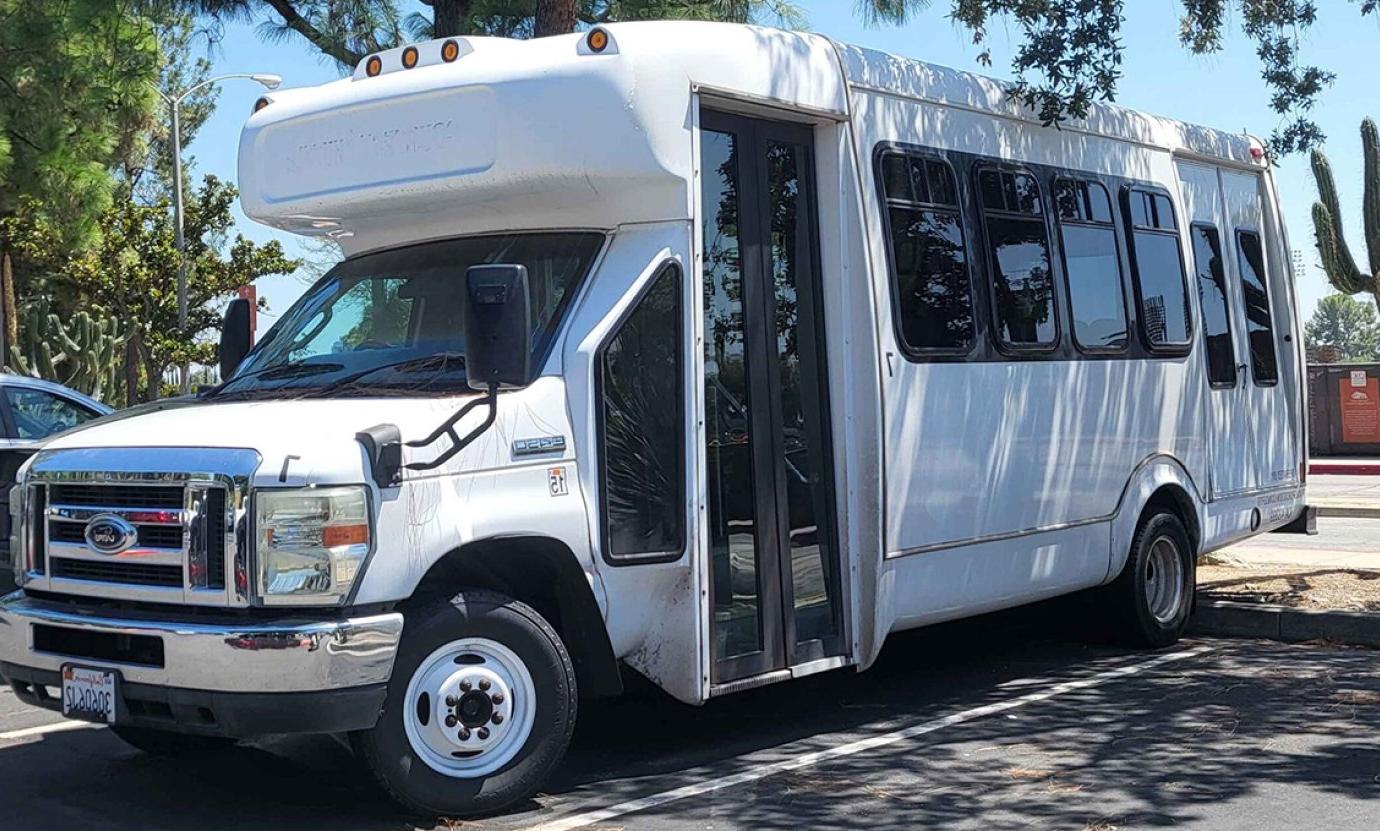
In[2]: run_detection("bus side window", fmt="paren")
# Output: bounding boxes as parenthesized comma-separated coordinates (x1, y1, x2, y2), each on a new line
(1123, 187, 1192, 351)
(598, 262, 686, 563)
(877, 150, 975, 355)
(1235, 230, 1279, 385)
(1189, 224, 1237, 387)
(1053, 178, 1128, 353)
(977, 168, 1058, 349)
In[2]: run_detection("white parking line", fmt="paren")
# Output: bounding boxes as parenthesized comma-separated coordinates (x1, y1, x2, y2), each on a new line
(0, 720, 101, 741)
(523, 645, 1214, 831)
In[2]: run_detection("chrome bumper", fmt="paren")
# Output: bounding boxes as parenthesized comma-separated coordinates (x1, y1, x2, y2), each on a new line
(0, 592, 403, 693)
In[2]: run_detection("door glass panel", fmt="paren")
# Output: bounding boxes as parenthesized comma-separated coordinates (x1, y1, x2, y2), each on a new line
(765, 140, 836, 646)
(1190, 224, 1237, 387)
(701, 129, 763, 661)
(1235, 230, 1279, 384)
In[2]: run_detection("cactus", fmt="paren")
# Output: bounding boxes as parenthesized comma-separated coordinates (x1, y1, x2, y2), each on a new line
(1312, 118, 1380, 306)
(10, 296, 127, 403)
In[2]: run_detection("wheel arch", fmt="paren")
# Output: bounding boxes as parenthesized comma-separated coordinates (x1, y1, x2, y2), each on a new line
(404, 535, 623, 699)
(1107, 456, 1204, 583)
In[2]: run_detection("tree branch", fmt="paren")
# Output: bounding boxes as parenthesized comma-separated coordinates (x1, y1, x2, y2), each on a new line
(263, 0, 364, 66)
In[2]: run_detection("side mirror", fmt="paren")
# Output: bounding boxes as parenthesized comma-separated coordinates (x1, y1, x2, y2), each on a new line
(463, 264, 531, 391)
(219, 297, 253, 380)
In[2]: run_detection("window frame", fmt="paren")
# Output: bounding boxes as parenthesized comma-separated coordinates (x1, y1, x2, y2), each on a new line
(872, 145, 978, 360)
(595, 260, 688, 566)
(1052, 176, 1130, 356)
(1233, 227, 1280, 388)
(974, 163, 1062, 355)
(1188, 221, 1239, 390)
(1, 386, 102, 441)
(1121, 184, 1194, 356)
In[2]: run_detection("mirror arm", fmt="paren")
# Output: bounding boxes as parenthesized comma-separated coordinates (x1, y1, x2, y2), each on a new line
(403, 384, 499, 471)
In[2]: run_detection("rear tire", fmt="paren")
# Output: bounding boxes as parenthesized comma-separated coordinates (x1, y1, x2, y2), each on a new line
(110, 725, 236, 757)
(352, 590, 577, 818)
(1108, 509, 1195, 648)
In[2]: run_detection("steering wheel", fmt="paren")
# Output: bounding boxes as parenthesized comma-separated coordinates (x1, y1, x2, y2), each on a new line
(352, 339, 391, 351)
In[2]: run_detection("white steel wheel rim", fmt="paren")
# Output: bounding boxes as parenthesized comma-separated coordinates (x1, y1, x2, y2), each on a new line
(403, 637, 537, 779)
(1145, 535, 1185, 625)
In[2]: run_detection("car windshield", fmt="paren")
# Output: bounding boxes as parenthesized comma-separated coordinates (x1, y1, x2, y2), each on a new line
(214, 232, 604, 398)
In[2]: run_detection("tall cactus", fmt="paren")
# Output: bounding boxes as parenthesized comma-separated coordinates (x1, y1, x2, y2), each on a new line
(1312, 118, 1380, 305)
(11, 297, 127, 403)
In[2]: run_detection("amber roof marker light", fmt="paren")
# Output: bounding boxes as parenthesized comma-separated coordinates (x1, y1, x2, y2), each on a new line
(587, 28, 610, 53)
(365, 55, 382, 77)
(441, 39, 460, 62)
(402, 46, 419, 69)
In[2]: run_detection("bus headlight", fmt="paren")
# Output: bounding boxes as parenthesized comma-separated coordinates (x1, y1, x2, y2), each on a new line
(255, 486, 371, 604)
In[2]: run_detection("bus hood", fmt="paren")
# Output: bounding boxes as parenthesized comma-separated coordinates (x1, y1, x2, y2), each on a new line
(36, 380, 570, 488)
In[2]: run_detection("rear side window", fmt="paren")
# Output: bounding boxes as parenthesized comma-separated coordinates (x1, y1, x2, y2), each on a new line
(1054, 178, 1127, 352)
(1189, 224, 1237, 387)
(1124, 188, 1192, 350)
(1235, 230, 1279, 385)
(978, 168, 1057, 348)
(878, 152, 974, 353)
(600, 263, 685, 562)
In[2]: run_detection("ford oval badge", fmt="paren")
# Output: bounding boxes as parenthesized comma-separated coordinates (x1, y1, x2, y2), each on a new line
(84, 514, 138, 555)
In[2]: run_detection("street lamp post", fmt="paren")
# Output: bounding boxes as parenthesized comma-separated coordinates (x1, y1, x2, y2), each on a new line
(157, 72, 281, 394)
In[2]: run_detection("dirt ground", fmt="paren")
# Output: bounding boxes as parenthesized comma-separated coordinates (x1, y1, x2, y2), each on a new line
(1199, 563, 1380, 612)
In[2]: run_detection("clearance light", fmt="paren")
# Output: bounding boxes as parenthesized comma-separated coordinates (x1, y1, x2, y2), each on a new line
(441, 39, 460, 62)
(587, 28, 610, 53)
(253, 96, 270, 113)
(366, 55, 382, 77)
(402, 46, 419, 69)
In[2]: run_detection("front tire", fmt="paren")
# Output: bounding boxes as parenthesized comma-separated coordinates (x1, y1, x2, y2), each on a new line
(353, 590, 577, 818)
(1108, 510, 1196, 648)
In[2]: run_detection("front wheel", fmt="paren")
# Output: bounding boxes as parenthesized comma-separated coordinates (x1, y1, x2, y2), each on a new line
(353, 590, 577, 818)
(1107, 510, 1196, 648)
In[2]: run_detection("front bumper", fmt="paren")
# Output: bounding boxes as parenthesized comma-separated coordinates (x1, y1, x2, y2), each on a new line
(0, 591, 403, 736)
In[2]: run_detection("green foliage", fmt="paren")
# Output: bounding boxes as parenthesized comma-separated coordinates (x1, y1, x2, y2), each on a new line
(1311, 119, 1380, 308)
(1305, 293, 1380, 362)
(861, 0, 1365, 157)
(10, 176, 300, 403)
(11, 297, 128, 401)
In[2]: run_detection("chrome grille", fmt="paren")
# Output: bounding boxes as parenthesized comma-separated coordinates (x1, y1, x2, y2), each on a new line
(16, 447, 260, 607)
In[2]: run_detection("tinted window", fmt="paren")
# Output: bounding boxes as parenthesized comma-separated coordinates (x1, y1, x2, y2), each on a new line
(601, 264, 684, 559)
(1055, 179, 1127, 351)
(5, 389, 99, 440)
(1236, 230, 1279, 384)
(880, 152, 974, 352)
(1125, 189, 1191, 348)
(979, 169, 1056, 347)
(1190, 225, 1237, 386)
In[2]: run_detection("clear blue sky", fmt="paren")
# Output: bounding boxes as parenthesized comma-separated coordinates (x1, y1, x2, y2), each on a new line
(186, 2, 1380, 327)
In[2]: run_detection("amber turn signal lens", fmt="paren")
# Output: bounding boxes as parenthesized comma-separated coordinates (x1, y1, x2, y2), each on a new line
(402, 46, 419, 69)
(441, 39, 460, 62)
(365, 55, 382, 77)
(587, 29, 609, 53)
(322, 524, 370, 548)
(253, 97, 270, 112)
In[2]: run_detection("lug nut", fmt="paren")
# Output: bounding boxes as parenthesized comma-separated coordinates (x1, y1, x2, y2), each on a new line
(477, 727, 490, 740)
(445, 695, 456, 707)
(444, 715, 457, 728)
(491, 691, 504, 704)
(458, 728, 471, 740)
(460, 680, 472, 692)
(491, 712, 504, 725)
(478, 678, 491, 691)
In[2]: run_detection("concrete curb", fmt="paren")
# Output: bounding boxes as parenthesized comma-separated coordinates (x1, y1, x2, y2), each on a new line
(1314, 504, 1380, 519)
(1190, 599, 1380, 648)
(1310, 462, 1380, 476)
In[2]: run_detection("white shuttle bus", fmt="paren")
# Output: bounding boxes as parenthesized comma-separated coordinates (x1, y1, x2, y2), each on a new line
(0, 22, 1308, 816)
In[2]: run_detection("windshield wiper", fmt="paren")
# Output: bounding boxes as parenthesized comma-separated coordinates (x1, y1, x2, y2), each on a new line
(208, 359, 346, 397)
(304, 352, 467, 399)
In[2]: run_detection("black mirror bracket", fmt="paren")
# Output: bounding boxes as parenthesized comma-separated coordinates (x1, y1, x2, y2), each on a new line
(356, 424, 404, 488)
(403, 383, 499, 472)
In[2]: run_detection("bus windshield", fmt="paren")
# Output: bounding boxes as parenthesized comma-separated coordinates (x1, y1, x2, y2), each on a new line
(213, 232, 605, 399)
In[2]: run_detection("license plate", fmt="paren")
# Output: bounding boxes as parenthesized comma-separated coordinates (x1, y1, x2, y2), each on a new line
(61, 665, 118, 723)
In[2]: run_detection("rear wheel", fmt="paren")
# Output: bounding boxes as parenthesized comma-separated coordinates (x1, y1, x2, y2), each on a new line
(110, 725, 236, 757)
(1108, 509, 1196, 647)
(353, 590, 576, 818)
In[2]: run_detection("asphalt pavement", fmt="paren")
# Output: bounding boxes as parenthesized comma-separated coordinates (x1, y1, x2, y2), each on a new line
(3, 603, 1377, 830)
